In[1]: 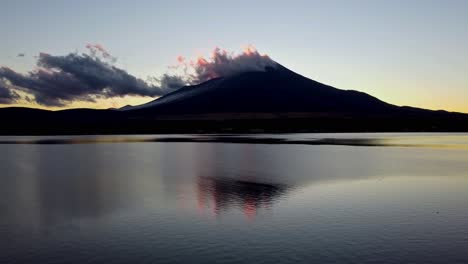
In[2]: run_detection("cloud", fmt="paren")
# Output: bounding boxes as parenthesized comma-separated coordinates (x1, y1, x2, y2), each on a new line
(17, 53, 25, 57)
(0, 45, 172, 106)
(0, 44, 277, 107)
(158, 74, 187, 90)
(173, 45, 278, 85)
(0, 80, 21, 104)
(86, 44, 116, 63)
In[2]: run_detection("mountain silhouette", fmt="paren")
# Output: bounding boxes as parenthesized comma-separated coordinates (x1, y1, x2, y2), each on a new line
(125, 64, 397, 115)
(1, 64, 467, 134)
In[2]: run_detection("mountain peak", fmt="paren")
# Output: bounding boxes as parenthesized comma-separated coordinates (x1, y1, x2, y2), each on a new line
(125, 64, 395, 115)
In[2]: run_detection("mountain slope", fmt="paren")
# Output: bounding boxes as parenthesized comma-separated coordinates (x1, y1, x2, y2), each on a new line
(126, 65, 398, 115)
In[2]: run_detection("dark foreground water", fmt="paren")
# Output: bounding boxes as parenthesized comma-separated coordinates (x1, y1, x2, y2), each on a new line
(1, 133, 468, 264)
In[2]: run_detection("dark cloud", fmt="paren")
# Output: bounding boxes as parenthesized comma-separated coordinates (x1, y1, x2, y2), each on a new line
(0, 48, 173, 106)
(0, 45, 277, 107)
(158, 74, 187, 90)
(0, 81, 21, 104)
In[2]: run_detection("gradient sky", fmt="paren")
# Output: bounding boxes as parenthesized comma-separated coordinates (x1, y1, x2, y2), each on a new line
(1, 0, 467, 112)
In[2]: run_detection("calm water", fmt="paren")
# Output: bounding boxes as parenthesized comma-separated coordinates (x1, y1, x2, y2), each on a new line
(1, 133, 468, 264)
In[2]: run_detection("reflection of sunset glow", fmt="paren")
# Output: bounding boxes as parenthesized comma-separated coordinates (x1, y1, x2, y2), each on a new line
(197, 189, 205, 215)
(195, 176, 288, 220)
(244, 198, 256, 221)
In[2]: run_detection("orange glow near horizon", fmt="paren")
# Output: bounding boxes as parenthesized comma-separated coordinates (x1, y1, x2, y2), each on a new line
(2, 86, 468, 114)
(0, 95, 155, 111)
(13, 83, 453, 113)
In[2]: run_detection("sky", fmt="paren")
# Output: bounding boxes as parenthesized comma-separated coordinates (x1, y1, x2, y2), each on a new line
(1, 0, 467, 112)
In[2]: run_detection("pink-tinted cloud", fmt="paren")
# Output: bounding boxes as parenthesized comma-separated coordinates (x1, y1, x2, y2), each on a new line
(172, 45, 278, 85)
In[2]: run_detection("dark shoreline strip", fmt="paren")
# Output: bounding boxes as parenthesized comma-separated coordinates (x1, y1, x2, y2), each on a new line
(0, 137, 459, 149)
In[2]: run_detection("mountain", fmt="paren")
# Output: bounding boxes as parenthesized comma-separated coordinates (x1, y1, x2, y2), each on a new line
(1, 64, 468, 134)
(125, 64, 397, 115)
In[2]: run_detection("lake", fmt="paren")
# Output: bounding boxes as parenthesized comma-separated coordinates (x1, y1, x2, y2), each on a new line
(1, 133, 468, 264)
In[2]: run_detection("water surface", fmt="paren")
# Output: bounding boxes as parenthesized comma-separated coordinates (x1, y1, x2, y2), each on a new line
(1, 133, 468, 263)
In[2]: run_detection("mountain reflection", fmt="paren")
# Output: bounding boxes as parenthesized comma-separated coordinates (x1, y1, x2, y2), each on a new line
(196, 176, 289, 220)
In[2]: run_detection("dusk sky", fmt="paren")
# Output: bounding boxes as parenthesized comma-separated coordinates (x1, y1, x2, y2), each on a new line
(1, 0, 467, 112)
